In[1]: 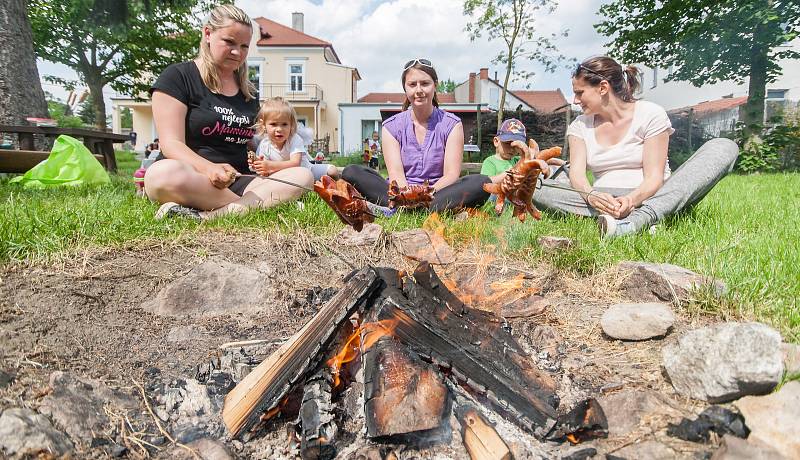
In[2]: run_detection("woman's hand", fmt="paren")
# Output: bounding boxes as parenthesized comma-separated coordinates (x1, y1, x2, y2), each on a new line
(612, 195, 635, 219)
(203, 163, 237, 189)
(587, 191, 620, 215)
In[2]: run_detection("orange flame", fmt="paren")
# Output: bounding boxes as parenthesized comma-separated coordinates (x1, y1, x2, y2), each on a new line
(422, 212, 446, 238)
(326, 320, 398, 387)
(443, 272, 539, 312)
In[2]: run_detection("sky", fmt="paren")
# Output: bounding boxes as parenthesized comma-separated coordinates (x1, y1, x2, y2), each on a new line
(37, 0, 613, 109)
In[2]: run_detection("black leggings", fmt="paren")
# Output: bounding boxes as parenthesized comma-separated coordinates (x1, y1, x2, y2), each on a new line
(342, 165, 491, 212)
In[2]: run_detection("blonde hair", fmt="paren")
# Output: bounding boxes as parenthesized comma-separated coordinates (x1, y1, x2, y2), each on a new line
(255, 97, 298, 138)
(196, 4, 256, 101)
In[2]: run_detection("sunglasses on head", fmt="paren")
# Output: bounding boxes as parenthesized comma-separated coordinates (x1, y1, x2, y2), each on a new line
(576, 63, 606, 80)
(403, 58, 433, 70)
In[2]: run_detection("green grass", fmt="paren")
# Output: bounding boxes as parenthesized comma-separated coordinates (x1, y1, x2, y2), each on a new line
(2, 151, 798, 341)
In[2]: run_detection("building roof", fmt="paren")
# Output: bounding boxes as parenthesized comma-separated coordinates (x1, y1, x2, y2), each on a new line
(513, 89, 569, 113)
(254, 17, 331, 47)
(669, 96, 748, 115)
(357, 93, 456, 103)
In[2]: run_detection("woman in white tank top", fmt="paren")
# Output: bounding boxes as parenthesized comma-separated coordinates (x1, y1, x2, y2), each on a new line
(533, 56, 738, 239)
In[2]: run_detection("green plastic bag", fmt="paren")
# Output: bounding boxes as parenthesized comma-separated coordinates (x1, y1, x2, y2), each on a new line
(10, 135, 110, 188)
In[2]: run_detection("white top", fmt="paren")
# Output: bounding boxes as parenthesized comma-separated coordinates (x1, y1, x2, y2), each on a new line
(566, 100, 674, 189)
(255, 133, 311, 169)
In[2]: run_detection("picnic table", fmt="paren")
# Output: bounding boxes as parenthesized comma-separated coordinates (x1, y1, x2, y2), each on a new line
(0, 125, 129, 173)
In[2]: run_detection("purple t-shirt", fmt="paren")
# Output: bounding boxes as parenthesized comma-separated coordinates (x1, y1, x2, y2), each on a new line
(383, 107, 461, 185)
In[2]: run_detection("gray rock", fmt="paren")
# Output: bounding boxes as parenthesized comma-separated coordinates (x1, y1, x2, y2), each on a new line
(166, 325, 207, 343)
(734, 380, 800, 460)
(613, 440, 679, 460)
(0, 408, 74, 456)
(597, 390, 682, 437)
(618, 261, 726, 303)
(711, 434, 788, 460)
(601, 302, 675, 340)
(155, 378, 224, 443)
(171, 438, 233, 460)
(39, 371, 138, 445)
(143, 258, 268, 317)
(337, 222, 383, 246)
(391, 229, 455, 264)
(781, 342, 800, 376)
(537, 236, 574, 251)
(663, 322, 783, 402)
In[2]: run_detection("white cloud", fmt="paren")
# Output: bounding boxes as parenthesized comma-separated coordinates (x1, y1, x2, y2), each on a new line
(36, 0, 614, 107)
(237, 0, 614, 101)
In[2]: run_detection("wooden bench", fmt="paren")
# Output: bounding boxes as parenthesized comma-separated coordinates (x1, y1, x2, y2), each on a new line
(0, 150, 106, 174)
(0, 125, 129, 173)
(461, 162, 482, 175)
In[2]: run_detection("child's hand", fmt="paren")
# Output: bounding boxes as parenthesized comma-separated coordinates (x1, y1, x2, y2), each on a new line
(252, 159, 281, 177)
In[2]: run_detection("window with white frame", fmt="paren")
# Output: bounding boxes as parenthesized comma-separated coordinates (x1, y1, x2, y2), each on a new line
(288, 62, 304, 92)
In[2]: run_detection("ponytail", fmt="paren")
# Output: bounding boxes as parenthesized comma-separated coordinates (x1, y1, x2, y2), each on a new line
(623, 65, 641, 102)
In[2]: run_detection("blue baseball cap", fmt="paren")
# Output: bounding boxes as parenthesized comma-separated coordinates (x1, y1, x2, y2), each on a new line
(496, 118, 527, 142)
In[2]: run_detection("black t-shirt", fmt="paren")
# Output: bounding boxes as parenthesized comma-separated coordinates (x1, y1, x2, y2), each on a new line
(150, 61, 259, 174)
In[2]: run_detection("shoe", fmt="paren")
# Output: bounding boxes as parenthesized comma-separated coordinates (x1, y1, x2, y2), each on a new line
(597, 214, 636, 239)
(366, 201, 396, 217)
(155, 202, 203, 221)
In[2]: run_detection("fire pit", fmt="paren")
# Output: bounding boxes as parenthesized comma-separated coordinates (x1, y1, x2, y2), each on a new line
(222, 263, 607, 458)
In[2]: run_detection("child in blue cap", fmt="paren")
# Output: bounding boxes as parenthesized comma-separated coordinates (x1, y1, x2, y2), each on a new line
(480, 118, 530, 181)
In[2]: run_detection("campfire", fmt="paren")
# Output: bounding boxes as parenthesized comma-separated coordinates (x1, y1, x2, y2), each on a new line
(222, 263, 608, 458)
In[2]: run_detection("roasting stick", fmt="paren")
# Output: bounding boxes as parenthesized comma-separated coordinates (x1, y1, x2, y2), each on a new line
(235, 173, 378, 219)
(536, 177, 621, 210)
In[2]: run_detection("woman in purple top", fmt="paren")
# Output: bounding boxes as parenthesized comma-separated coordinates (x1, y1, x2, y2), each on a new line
(343, 59, 491, 212)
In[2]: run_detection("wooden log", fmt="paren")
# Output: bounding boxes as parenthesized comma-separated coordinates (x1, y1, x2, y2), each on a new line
(371, 264, 558, 437)
(455, 405, 511, 460)
(297, 369, 337, 460)
(223, 267, 382, 438)
(363, 335, 448, 438)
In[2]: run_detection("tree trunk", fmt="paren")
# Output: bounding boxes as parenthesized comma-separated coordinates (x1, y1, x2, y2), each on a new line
(0, 0, 49, 126)
(741, 23, 769, 137)
(497, 56, 514, 131)
(87, 80, 107, 130)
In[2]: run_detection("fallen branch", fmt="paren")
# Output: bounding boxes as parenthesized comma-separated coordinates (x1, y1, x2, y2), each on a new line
(133, 379, 201, 460)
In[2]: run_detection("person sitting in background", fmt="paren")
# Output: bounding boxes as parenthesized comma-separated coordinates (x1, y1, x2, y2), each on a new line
(533, 56, 739, 239)
(342, 59, 490, 212)
(368, 131, 381, 169)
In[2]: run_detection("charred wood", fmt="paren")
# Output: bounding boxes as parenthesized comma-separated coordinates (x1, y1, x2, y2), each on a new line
(363, 335, 449, 438)
(223, 267, 382, 438)
(368, 264, 558, 437)
(455, 405, 511, 460)
(297, 369, 337, 460)
(546, 398, 608, 444)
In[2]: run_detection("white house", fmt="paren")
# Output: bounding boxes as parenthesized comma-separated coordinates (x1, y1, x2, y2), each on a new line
(638, 39, 800, 113)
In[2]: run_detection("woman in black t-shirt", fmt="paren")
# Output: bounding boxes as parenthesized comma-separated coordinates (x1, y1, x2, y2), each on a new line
(145, 4, 313, 220)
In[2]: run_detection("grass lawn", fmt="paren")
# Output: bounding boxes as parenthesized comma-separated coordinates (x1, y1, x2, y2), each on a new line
(2, 151, 798, 342)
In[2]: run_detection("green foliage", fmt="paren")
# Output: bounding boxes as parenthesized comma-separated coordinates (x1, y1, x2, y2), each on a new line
(735, 120, 800, 173)
(596, 0, 800, 130)
(78, 98, 97, 126)
(120, 107, 133, 129)
(28, 0, 218, 127)
(463, 0, 569, 128)
(47, 100, 84, 128)
(437, 79, 457, 93)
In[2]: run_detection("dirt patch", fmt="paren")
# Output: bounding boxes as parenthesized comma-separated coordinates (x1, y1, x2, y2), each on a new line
(0, 230, 716, 458)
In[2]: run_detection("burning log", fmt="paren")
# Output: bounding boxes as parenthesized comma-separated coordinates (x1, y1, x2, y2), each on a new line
(223, 268, 382, 438)
(363, 335, 449, 438)
(547, 398, 608, 444)
(455, 405, 511, 460)
(297, 369, 337, 460)
(371, 264, 558, 437)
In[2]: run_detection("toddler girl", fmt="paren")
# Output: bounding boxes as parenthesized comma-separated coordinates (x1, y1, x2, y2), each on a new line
(250, 97, 339, 180)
